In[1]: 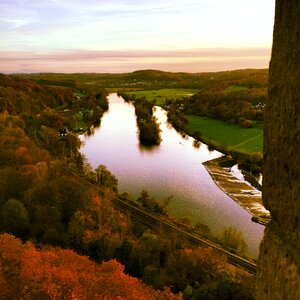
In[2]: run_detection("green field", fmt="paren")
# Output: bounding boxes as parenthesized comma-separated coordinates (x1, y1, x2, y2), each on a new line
(223, 85, 249, 94)
(106, 87, 144, 93)
(127, 88, 199, 105)
(187, 115, 263, 154)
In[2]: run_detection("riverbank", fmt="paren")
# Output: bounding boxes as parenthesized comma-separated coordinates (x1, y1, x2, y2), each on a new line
(203, 156, 270, 226)
(187, 116, 263, 154)
(185, 115, 263, 174)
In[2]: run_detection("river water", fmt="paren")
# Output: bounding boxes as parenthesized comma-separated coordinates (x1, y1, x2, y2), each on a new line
(80, 93, 264, 258)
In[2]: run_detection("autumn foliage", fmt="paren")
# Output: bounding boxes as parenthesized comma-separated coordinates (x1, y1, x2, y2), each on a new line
(0, 234, 179, 300)
(0, 75, 255, 299)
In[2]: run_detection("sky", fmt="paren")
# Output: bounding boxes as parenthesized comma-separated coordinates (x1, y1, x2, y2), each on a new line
(0, 0, 275, 73)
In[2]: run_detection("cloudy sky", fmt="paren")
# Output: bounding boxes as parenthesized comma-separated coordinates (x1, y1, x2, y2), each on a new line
(0, 0, 275, 73)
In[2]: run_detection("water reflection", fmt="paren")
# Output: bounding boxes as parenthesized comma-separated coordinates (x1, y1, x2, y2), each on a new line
(80, 94, 264, 258)
(139, 144, 160, 152)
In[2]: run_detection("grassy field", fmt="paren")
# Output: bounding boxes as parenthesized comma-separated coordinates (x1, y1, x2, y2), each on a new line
(106, 87, 144, 93)
(74, 110, 94, 132)
(126, 88, 199, 105)
(223, 85, 249, 94)
(186, 115, 263, 154)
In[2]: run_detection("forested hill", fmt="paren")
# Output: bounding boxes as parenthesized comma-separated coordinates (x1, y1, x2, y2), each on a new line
(16, 68, 268, 90)
(0, 74, 74, 113)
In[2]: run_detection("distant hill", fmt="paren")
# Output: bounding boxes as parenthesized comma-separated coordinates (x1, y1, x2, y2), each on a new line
(16, 68, 268, 90)
(123, 69, 185, 81)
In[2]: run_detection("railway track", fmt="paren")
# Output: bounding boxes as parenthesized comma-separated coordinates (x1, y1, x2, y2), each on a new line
(27, 118, 257, 276)
(113, 197, 258, 275)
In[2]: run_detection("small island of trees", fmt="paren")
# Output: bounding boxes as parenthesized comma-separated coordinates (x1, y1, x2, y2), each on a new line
(120, 93, 162, 145)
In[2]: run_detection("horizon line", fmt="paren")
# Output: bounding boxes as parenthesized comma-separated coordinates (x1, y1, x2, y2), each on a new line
(0, 47, 271, 74)
(2, 67, 269, 76)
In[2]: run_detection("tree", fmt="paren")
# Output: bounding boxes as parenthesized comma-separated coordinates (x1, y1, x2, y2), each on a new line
(220, 226, 247, 254)
(58, 176, 84, 225)
(0, 234, 180, 299)
(0, 168, 31, 205)
(136, 190, 164, 214)
(133, 97, 162, 145)
(137, 190, 152, 208)
(0, 199, 29, 237)
(95, 165, 118, 192)
(240, 119, 253, 128)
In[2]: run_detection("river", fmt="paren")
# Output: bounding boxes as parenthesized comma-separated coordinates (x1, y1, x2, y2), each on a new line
(80, 93, 264, 258)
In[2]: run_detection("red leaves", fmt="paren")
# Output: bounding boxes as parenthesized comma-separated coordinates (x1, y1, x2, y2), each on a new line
(0, 234, 179, 300)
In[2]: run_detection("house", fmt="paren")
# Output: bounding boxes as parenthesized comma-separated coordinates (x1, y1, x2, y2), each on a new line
(59, 128, 68, 136)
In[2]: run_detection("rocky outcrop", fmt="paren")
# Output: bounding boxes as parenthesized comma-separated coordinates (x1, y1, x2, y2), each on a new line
(256, 1, 300, 299)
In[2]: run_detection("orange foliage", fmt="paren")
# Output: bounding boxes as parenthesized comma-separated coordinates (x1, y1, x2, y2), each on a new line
(0, 234, 180, 300)
(0, 125, 50, 168)
(68, 190, 131, 247)
(15, 147, 33, 165)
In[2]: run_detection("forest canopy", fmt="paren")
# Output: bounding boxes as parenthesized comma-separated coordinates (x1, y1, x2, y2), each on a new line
(0, 74, 255, 299)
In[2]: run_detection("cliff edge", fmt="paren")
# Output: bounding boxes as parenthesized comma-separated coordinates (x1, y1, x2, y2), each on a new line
(256, 1, 300, 299)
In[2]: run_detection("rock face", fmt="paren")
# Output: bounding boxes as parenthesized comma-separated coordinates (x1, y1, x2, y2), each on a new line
(256, 1, 300, 299)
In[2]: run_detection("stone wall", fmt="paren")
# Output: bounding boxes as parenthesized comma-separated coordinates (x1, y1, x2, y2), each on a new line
(256, 1, 300, 299)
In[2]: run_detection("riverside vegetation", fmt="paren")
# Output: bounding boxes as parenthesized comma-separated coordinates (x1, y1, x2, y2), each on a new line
(133, 97, 161, 145)
(15, 70, 266, 209)
(102, 69, 266, 172)
(121, 92, 161, 145)
(0, 74, 256, 299)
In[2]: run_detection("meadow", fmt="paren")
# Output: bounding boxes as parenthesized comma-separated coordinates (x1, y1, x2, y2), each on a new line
(117, 85, 264, 156)
(186, 115, 263, 154)
(126, 88, 199, 105)
(222, 85, 249, 94)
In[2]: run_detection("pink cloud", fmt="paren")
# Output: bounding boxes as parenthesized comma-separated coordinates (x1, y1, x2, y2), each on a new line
(0, 48, 271, 73)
